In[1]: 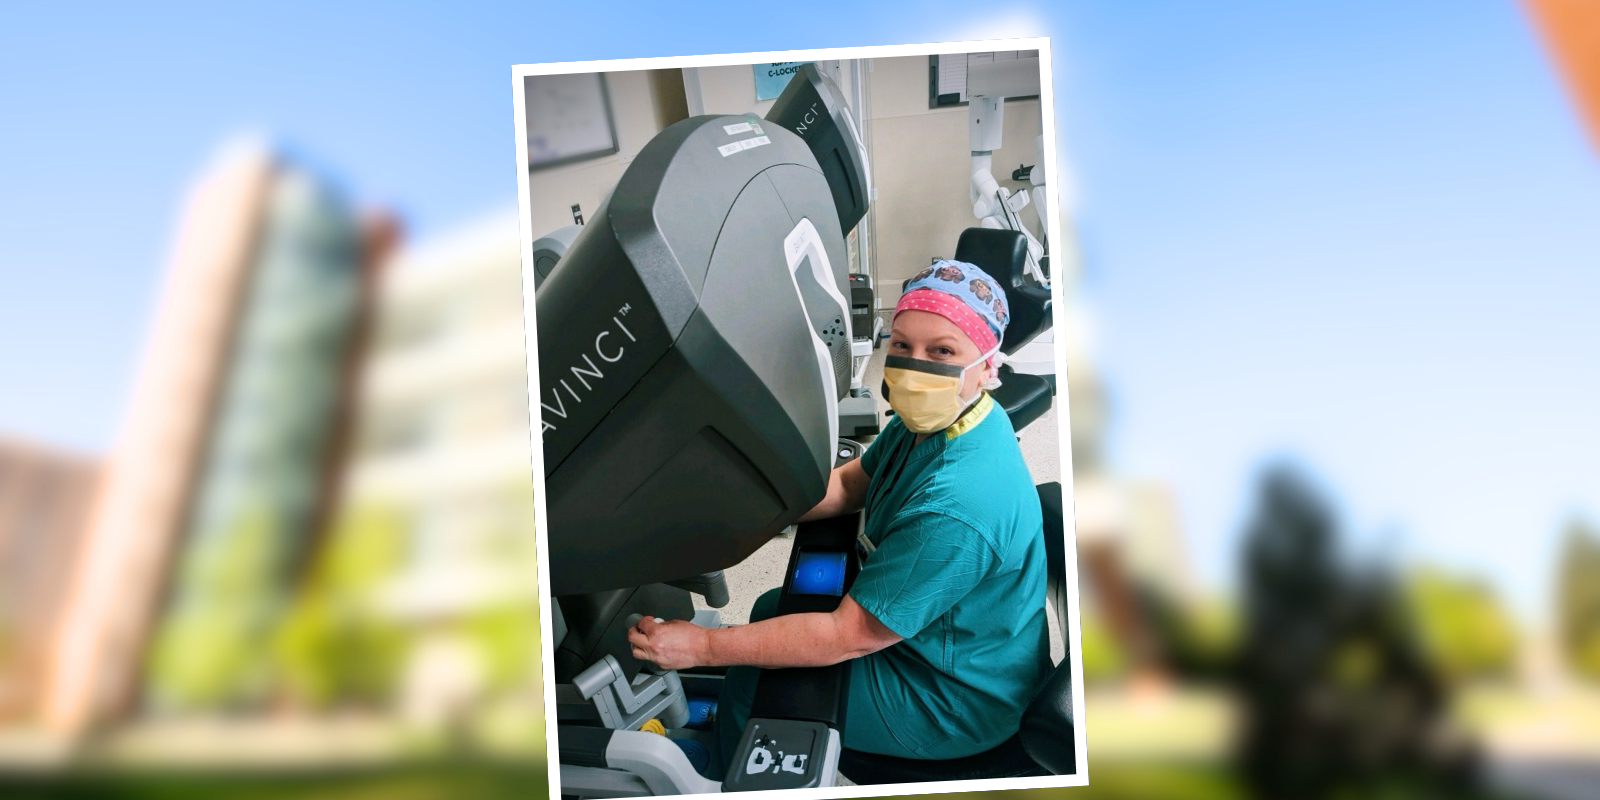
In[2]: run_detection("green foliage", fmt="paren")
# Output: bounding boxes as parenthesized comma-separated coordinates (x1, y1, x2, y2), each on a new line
(1102, 579, 1239, 682)
(462, 604, 540, 692)
(1145, 590, 1239, 680)
(146, 503, 280, 709)
(1187, 599, 1239, 659)
(450, 480, 544, 694)
(1079, 588, 1242, 684)
(1404, 566, 1518, 683)
(272, 504, 410, 708)
(147, 605, 268, 709)
(1558, 519, 1600, 682)
(1077, 610, 1126, 683)
(1573, 635, 1600, 682)
(4, 758, 1541, 800)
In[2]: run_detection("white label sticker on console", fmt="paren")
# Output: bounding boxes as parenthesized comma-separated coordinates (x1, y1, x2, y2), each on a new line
(723, 122, 754, 135)
(717, 136, 772, 157)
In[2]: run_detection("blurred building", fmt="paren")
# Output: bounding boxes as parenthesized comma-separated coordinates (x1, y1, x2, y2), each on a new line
(349, 208, 533, 560)
(2, 136, 534, 756)
(142, 161, 384, 716)
(45, 141, 276, 734)
(345, 207, 542, 723)
(1525, 0, 1600, 155)
(0, 437, 100, 724)
(42, 139, 390, 735)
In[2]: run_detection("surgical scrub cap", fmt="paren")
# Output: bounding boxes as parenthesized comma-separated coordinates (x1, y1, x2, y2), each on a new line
(895, 259, 1009, 354)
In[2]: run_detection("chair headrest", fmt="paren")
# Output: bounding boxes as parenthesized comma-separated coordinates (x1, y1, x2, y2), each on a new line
(953, 228, 1052, 354)
(954, 228, 1029, 287)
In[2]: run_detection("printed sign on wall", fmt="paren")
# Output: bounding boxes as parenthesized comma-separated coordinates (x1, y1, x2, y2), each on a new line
(754, 62, 811, 101)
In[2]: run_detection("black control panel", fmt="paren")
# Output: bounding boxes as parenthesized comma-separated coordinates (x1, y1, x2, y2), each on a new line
(731, 438, 867, 783)
(848, 273, 875, 345)
(722, 718, 835, 792)
(744, 509, 862, 731)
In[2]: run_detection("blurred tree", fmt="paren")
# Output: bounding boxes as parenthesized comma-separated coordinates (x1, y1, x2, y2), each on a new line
(1187, 598, 1240, 669)
(458, 488, 543, 700)
(463, 603, 540, 692)
(1135, 587, 1238, 682)
(1234, 464, 1478, 800)
(1077, 609, 1126, 683)
(458, 482, 544, 695)
(1405, 567, 1518, 683)
(146, 501, 280, 710)
(273, 504, 409, 709)
(1557, 518, 1600, 682)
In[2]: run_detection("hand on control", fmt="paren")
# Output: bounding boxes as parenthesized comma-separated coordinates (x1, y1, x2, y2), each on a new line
(627, 615, 710, 670)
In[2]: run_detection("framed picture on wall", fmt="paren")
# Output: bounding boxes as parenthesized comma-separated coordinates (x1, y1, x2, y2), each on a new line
(524, 72, 619, 171)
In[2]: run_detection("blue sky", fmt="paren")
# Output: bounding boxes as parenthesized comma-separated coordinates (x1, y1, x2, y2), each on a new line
(1056, 2, 1600, 620)
(3, 1, 1596, 620)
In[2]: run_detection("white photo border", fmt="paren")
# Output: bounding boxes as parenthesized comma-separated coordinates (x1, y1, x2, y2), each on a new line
(512, 37, 1090, 800)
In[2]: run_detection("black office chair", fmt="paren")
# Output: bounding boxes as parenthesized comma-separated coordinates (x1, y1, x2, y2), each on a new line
(902, 229, 1054, 431)
(837, 482, 1077, 783)
(958, 228, 1054, 431)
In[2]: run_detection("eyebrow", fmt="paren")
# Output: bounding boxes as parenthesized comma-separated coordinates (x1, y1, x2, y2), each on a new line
(891, 333, 963, 349)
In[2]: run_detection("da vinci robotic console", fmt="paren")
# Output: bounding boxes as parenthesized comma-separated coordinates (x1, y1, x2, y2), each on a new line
(535, 64, 1075, 795)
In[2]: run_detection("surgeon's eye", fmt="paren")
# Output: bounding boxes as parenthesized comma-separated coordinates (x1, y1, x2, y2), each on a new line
(932, 346, 955, 358)
(890, 340, 909, 351)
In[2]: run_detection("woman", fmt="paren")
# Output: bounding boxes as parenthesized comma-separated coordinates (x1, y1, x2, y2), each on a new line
(629, 259, 1052, 774)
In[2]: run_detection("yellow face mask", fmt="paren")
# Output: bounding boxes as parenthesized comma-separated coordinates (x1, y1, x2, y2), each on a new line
(881, 346, 999, 433)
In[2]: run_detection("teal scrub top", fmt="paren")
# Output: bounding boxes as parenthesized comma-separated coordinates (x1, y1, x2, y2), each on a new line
(848, 392, 1054, 757)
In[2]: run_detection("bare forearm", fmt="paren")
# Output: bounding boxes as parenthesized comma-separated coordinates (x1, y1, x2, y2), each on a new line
(799, 461, 868, 522)
(631, 596, 900, 671)
(702, 613, 870, 669)
(799, 471, 848, 522)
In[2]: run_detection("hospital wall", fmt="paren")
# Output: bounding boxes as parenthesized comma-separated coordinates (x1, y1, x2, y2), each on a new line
(867, 55, 1045, 306)
(527, 59, 1047, 312)
(696, 64, 778, 117)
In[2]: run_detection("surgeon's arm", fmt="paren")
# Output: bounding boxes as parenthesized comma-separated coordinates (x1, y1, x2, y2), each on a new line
(798, 458, 869, 522)
(629, 595, 900, 670)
